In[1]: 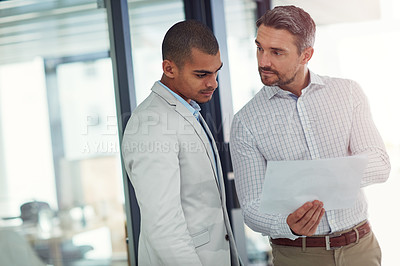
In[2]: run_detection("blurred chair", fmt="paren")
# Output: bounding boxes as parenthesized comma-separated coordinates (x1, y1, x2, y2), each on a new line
(0, 229, 46, 266)
(2, 201, 94, 266)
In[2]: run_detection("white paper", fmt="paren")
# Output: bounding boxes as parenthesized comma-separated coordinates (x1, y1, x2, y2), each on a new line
(259, 155, 368, 215)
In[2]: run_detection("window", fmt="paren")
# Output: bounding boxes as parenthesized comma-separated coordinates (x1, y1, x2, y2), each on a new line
(0, 1, 127, 265)
(128, 0, 185, 105)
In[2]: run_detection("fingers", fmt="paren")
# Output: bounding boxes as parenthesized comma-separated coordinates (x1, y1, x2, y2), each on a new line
(302, 202, 325, 235)
(287, 200, 325, 236)
(289, 201, 315, 222)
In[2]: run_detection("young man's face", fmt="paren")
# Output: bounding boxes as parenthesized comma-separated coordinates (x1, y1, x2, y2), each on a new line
(168, 48, 222, 104)
(255, 25, 310, 91)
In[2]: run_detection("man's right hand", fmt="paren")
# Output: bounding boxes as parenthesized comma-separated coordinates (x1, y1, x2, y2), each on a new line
(287, 200, 325, 236)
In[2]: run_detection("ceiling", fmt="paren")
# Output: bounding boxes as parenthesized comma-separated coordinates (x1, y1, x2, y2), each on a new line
(0, 0, 383, 66)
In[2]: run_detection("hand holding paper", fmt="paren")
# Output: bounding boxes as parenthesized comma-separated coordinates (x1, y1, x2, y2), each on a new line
(259, 155, 368, 215)
(287, 200, 325, 236)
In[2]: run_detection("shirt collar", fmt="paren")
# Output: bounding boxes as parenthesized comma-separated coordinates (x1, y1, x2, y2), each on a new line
(309, 70, 324, 85)
(157, 81, 201, 119)
(263, 70, 325, 100)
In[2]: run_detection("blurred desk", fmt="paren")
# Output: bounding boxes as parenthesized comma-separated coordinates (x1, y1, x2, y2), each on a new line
(17, 221, 104, 266)
(29, 225, 105, 266)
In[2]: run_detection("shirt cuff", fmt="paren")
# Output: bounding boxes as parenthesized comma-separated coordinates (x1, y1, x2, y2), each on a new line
(277, 216, 300, 240)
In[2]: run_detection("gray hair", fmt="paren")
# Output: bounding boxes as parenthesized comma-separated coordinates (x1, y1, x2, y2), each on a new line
(256, 5, 316, 54)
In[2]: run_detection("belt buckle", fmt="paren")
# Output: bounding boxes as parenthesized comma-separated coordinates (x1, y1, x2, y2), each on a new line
(325, 232, 342, 251)
(325, 236, 331, 250)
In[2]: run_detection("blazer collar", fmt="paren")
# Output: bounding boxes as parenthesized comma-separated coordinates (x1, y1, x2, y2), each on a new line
(151, 81, 179, 106)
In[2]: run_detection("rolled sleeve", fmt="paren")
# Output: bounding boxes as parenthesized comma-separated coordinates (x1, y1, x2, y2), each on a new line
(349, 81, 391, 187)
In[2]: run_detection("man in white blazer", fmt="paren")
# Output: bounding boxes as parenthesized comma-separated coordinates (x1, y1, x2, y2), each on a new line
(122, 20, 241, 265)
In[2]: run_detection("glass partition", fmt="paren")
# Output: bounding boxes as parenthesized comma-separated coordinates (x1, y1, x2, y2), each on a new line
(224, 0, 263, 114)
(0, 1, 128, 265)
(127, 0, 185, 105)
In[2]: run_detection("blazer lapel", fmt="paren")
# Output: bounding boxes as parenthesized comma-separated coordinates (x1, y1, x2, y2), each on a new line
(176, 104, 212, 153)
(198, 114, 224, 194)
(151, 82, 222, 193)
(175, 104, 219, 182)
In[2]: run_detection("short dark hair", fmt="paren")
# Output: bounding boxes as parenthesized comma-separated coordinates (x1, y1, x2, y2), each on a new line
(162, 20, 219, 68)
(256, 5, 315, 54)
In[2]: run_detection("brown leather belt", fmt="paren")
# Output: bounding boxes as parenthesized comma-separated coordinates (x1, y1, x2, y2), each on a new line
(271, 221, 371, 250)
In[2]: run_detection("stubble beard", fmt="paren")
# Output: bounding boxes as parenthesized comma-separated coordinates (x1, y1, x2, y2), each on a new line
(259, 67, 297, 87)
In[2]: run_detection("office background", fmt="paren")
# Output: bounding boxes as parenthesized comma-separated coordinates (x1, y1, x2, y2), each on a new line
(0, 0, 399, 265)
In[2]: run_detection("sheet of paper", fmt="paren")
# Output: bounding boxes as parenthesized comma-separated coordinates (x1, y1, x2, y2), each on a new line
(259, 155, 368, 215)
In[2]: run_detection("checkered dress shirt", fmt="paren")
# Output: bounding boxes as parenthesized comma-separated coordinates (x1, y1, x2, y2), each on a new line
(230, 71, 391, 240)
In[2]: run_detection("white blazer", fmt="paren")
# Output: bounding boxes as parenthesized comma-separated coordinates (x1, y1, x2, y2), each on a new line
(122, 82, 240, 266)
